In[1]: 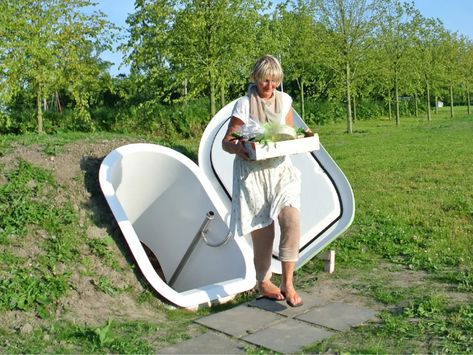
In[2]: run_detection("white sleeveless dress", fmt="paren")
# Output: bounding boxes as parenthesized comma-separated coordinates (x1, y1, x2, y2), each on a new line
(229, 92, 301, 237)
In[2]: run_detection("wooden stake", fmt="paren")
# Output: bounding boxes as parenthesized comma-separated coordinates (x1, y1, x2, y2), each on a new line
(317, 249, 335, 274)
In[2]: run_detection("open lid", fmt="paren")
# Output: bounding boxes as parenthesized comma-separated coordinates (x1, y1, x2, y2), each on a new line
(198, 101, 355, 273)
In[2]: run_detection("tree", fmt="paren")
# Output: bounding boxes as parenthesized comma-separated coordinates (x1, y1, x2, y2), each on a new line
(460, 40, 473, 115)
(0, 0, 114, 133)
(124, 0, 265, 119)
(440, 31, 465, 118)
(413, 15, 447, 121)
(122, 0, 176, 102)
(276, 0, 323, 120)
(316, 0, 383, 133)
(171, 0, 264, 116)
(376, 0, 418, 125)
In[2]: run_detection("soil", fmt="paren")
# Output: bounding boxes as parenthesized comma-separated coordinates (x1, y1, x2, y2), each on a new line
(1, 138, 170, 330)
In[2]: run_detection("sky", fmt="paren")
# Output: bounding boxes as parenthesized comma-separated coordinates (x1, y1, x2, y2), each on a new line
(93, 0, 473, 77)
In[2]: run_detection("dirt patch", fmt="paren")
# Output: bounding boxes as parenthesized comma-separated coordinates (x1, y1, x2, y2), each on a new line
(60, 281, 164, 326)
(306, 270, 387, 313)
(1, 138, 172, 329)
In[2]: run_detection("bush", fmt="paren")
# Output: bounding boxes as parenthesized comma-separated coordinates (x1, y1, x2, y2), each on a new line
(1, 109, 37, 134)
(0, 107, 100, 134)
(354, 98, 385, 120)
(0, 111, 14, 134)
(45, 109, 84, 133)
(111, 98, 210, 139)
(294, 99, 346, 126)
(295, 97, 391, 125)
(91, 107, 120, 131)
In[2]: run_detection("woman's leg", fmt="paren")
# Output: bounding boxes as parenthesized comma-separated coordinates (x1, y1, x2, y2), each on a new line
(278, 206, 303, 306)
(251, 223, 284, 300)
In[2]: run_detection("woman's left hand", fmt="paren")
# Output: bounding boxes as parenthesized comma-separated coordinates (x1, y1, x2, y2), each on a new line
(234, 140, 249, 160)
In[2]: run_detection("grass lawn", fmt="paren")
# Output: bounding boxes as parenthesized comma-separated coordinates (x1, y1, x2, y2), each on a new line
(303, 107, 473, 353)
(0, 107, 472, 353)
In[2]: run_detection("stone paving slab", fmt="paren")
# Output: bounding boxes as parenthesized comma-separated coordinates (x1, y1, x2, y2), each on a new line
(195, 304, 283, 338)
(157, 331, 247, 354)
(243, 318, 335, 354)
(191, 294, 379, 353)
(248, 290, 328, 317)
(296, 302, 378, 331)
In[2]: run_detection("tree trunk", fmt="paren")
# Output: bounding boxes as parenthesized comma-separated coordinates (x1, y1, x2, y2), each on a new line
(426, 81, 431, 121)
(466, 90, 470, 114)
(388, 97, 392, 120)
(449, 84, 454, 118)
(220, 81, 225, 109)
(36, 87, 43, 133)
(434, 95, 438, 114)
(183, 79, 188, 107)
(183, 79, 188, 97)
(300, 79, 305, 120)
(395, 74, 400, 126)
(346, 62, 353, 134)
(415, 93, 418, 118)
(56, 92, 62, 112)
(352, 94, 357, 122)
(209, 72, 216, 118)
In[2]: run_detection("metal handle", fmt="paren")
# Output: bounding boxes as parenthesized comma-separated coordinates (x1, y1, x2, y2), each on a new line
(201, 211, 233, 248)
(169, 211, 232, 287)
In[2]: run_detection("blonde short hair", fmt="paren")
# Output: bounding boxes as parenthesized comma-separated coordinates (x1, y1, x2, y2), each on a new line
(250, 55, 283, 85)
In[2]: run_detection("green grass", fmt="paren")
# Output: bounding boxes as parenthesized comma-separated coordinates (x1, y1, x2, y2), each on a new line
(301, 107, 473, 352)
(324, 109, 473, 276)
(0, 107, 472, 352)
(0, 160, 77, 317)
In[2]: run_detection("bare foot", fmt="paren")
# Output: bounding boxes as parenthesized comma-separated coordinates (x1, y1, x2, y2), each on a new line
(280, 287, 303, 307)
(257, 280, 284, 300)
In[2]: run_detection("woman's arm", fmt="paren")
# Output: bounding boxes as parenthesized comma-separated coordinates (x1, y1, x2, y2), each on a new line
(285, 108, 294, 126)
(222, 116, 249, 160)
(285, 108, 313, 135)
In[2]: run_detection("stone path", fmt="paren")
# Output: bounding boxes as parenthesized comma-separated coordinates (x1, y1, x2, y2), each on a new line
(158, 290, 378, 354)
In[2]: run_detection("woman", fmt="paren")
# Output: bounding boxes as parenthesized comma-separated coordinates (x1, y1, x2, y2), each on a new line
(222, 55, 303, 307)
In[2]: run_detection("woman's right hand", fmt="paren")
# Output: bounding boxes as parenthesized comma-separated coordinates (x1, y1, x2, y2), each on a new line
(233, 140, 249, 160)
(222, 116, 249, 160)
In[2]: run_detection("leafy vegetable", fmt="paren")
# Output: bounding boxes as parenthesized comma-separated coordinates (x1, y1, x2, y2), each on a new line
(234, 121, 301, 144)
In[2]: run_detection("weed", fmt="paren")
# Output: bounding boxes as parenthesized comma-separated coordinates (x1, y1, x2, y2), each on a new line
(92, 276, 124, 295)
(0, 160, 55, 238)
(0, 264, 70, 316)
(0, 318, 162, 353)
(306, 296, 473, 353)
(86, 236, 121, 269)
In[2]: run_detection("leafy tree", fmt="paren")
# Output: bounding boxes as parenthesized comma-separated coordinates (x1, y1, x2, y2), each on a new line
(316, 0, 383, 133)
(0, 0, 114, 133)
(460, 40, 473, 115)
(276, 0, 323, 119)
(440, 31, 465, 118)
(171, 0, 264, 116)
(376, 0, 418, 125)
(124, 0, 265, 119)
(122, 0, 176, 102)
(413, 15, 447, 121)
